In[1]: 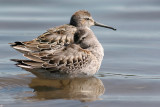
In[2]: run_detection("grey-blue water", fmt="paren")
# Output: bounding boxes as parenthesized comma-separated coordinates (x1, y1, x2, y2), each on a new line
(0, 0, 160, 107)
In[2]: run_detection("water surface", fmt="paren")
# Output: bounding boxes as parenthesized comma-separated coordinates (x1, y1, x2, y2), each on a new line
(0, 0, 160, 107)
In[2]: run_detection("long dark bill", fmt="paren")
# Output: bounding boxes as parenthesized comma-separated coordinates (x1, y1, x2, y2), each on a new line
(94, 22, 116, 31)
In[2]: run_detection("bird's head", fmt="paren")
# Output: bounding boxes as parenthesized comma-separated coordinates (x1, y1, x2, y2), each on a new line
(70, 10, 116, 31)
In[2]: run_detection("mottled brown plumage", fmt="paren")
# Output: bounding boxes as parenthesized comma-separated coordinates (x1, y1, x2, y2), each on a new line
(10, 10, 116, 77)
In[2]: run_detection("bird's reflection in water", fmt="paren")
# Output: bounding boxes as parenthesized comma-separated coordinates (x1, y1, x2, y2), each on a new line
(27, 76, 105, 102)
(16, 67, 105, 102)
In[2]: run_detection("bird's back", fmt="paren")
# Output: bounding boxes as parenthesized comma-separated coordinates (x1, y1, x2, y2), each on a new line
(10, 24, 77, 54)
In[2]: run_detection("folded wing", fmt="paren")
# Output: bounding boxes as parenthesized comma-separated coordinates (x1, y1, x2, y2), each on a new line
(10, 24, 77, 54)
(14, 44, 93, 74)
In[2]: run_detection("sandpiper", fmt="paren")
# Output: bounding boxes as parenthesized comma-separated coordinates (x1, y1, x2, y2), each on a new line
(10, 10, 116, 77)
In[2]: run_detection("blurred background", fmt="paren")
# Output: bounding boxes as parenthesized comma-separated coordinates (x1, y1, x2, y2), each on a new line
(0, 0, 160, 107)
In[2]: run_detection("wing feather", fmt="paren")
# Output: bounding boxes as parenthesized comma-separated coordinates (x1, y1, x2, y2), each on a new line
(21, 44, 93, 72)
(10, 24, 77, 54)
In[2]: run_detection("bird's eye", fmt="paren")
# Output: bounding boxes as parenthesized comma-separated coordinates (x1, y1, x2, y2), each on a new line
(85, 18, 90, 20)
(82, 37, 85, 40)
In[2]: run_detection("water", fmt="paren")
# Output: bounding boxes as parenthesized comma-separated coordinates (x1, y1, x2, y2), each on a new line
(0, 0, 160, 107)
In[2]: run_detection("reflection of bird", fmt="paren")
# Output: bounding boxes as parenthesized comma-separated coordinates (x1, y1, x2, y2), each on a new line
(0, 75, 105, 102)
(27, 77, 105, 102)
(10, 10, 116, 76)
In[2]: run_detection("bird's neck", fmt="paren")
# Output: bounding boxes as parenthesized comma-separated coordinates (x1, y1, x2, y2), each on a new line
(84, 28, 104, 63)
(76, 27, 104, 63)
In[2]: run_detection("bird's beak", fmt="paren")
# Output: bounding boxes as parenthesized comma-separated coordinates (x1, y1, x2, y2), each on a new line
(94, 21, 116, 31)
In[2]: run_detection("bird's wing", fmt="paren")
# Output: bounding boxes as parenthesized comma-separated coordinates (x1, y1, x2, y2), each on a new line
(10, 24, 77, 54)
(16, 44, 93, 72)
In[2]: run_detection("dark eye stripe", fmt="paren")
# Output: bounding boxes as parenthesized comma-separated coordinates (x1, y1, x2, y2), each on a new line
(85, 18, 90, 20)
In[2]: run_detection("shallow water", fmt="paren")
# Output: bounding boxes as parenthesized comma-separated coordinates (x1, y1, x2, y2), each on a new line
(0, 0, 160, 107)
